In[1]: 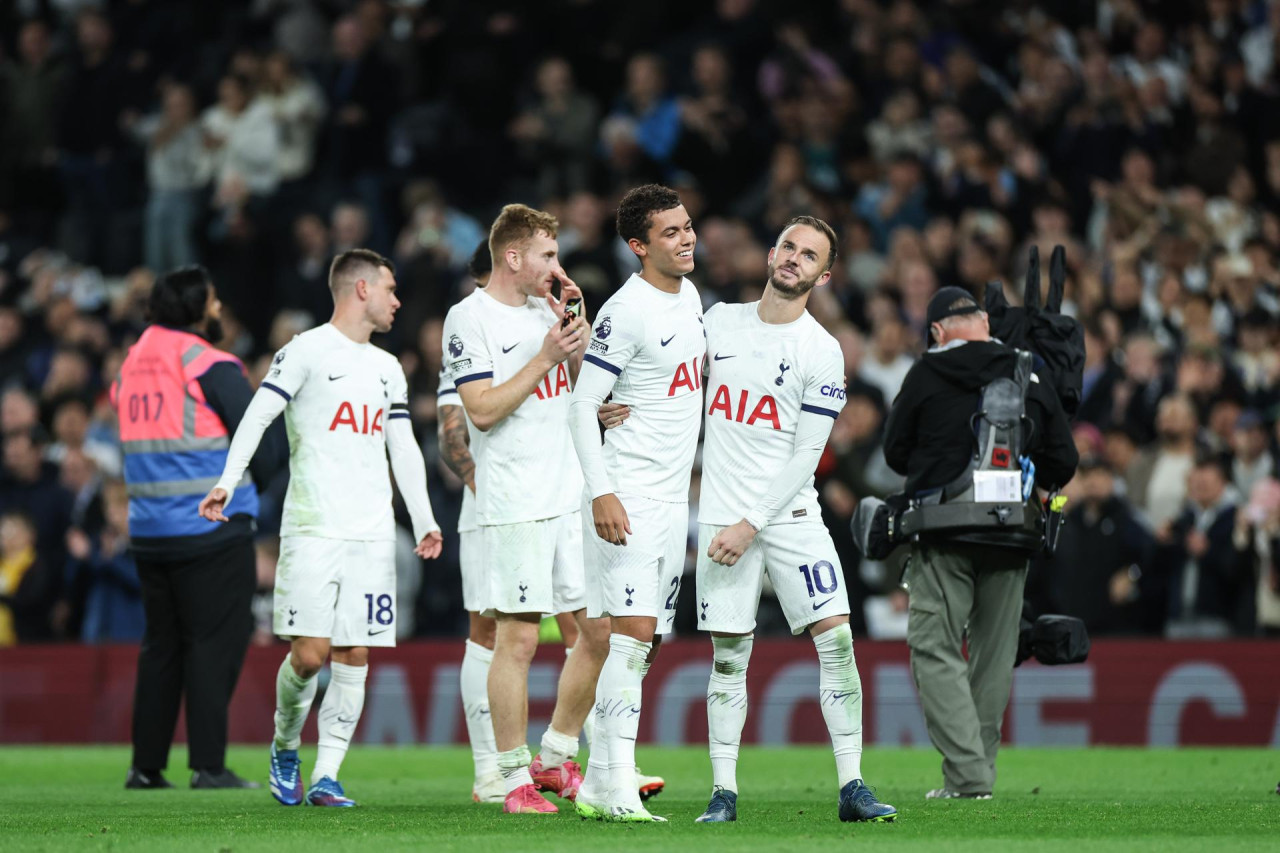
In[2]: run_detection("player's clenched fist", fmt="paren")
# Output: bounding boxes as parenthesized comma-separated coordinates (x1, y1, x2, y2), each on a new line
(592, 493, 632, 546)
(707, 519, 758, 566)
(198, 487, 230, 522)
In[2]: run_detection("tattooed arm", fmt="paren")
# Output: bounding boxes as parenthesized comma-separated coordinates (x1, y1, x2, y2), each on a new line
(437, 403, 476, 492)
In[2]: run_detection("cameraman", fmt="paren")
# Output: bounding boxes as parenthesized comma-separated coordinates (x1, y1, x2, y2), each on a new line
(884, 287, 1077, 799)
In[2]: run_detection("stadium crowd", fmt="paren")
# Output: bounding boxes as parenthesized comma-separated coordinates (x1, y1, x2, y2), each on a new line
(0, 0, 1278, 646)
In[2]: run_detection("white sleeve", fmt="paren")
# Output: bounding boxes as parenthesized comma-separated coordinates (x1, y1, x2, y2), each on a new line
(742, 407, 835, 531)
(386, 366, 438, 541)
(569, 305, 644, 500)
(214, 386, 288, 503)
(568, 360, 619, 500)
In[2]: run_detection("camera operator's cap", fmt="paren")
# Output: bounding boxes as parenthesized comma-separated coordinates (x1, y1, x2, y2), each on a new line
(926, 286, 982, 343)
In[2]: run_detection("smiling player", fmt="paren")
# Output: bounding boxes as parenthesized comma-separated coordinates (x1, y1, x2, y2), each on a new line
(693, 217, 896, 825)
(199, 249, 444, 808)
(568, 184, 705, 822)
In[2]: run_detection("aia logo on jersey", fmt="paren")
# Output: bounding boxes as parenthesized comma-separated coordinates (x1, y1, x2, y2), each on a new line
(595, 316, 612, 339)
(667, 356, 703, 396)
(708, 385, 781, 430)
(533, 363, 571, 400)
(330, 402, 384, 434)
(448, 334, 464, 357)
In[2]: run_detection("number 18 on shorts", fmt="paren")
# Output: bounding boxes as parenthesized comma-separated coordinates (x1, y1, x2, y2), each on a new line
(695, 519, 851, 636)
(273, 536, 399, 647)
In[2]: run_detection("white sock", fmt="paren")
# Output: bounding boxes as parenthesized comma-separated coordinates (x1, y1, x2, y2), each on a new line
(567, 646, 596, 751)
(707, 635, 752, 793)
(814, 623, 863, 786)
(273, 654, 318, 750)
(462, 640, 499, 779)
(598, 633, 650, 808)
(497, 744, 534, 793)
(540, 725, 578, 770)
(311, 661, 366, 785)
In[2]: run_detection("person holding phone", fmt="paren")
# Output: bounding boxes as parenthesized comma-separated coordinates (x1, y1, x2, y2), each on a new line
(441, 204, 610, 815)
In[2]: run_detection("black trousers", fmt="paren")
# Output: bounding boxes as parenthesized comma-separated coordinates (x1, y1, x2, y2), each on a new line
(131, 536, 255, 771)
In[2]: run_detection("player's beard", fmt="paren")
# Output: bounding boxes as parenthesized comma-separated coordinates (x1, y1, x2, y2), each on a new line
(767, 261, 819, 298)
(202, 317, 224, 343)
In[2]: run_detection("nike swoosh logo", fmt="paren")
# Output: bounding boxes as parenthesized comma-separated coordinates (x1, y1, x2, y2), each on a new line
(501, 343, 519, 353)
(812, 597, 834, 611)
(328, 374, 345, 381)
(368, 628, 390, 636)
(660, 334, 675, 346)
(713, 353, 735, 361)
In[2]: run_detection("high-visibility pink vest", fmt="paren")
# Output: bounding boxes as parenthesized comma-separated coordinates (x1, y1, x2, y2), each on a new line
(112, 326, 260, 538)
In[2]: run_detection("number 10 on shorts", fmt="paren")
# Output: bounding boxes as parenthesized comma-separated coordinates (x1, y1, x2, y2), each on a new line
(798, 561, 838, 597)
(365, 593, 394, 626)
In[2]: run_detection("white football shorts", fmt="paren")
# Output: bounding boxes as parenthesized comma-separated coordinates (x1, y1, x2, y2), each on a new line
(482, 510, 585, 616)
(696, 518, 851, 635)
(583, 493, 688, 634)
(274, 536, 398, 647)
(459, 529, 486, 613)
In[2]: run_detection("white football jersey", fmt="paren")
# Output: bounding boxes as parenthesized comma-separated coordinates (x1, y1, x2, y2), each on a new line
(435, 366, 478, 534)
(699, 301, 846, 526)
(579, 273, 706, 502)
(441, 289, 582, 525)
(261, 323, 411, 541)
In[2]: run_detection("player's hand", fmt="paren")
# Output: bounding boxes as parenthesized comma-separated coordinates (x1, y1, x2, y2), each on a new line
(708, 520, 758, 566)
(540, 314, 585, 365)
(548, 270, 583, 314)
(592, 493, 631, 546)
(198, 488, 230, 522)
(599, 402, 630, 430)
(415, 530, 444, 559)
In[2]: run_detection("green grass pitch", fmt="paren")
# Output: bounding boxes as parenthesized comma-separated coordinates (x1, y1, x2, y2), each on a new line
(2, 746, 1275, 852)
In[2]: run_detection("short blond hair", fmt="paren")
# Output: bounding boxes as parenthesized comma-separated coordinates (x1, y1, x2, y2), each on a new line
(489, 204, 559, 267)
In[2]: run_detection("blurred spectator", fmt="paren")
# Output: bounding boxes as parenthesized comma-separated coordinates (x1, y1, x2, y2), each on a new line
(855, 153, 929, 252)
(201, 73, 281, 211)
(610, 53, 682, 167)
(0, 19, 65, 230)
(509, 56, 599, 199)
(0, 426, 72, 573)
(47, 395, 121, 477)
(277, 212, 332, 321)
(64, 479, 143, 643)
(1234, 476, 1280, 636)
(858, 318, 913, 403)
(1163, 458, 1252, 637)
(131, 82, 209, 274)
(0, 511, 56, 644)
(56, 10, 140, 272)
(1144, 394, 1200, 528)
(259, 50, 326, 187)
(1039, 457, 1156, 635)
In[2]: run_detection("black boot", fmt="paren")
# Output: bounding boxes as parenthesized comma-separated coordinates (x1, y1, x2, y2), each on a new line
(191, 767, 261, 789)
(125, 767, 174, 789)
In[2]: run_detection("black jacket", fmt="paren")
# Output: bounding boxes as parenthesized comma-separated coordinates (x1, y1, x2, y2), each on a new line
(884, 340, 1078, 496)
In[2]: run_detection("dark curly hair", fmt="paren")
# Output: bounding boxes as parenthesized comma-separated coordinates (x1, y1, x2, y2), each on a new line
(148, 266, 212, 328)
(616, 184, 682, 244)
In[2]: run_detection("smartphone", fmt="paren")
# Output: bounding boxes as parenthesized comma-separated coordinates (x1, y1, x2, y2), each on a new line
(562, 296, 582, 329)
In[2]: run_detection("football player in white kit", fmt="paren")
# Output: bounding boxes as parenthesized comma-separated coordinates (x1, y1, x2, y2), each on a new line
(693, 217, 896, 824)
(436, 242, 643, 804)
(442, 204, 610, 815)
(199, 250, 444, 808)
(568, 185, 705, 822)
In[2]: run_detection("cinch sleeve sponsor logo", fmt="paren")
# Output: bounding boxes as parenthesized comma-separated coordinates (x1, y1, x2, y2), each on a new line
(820, 383, 847, 400)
